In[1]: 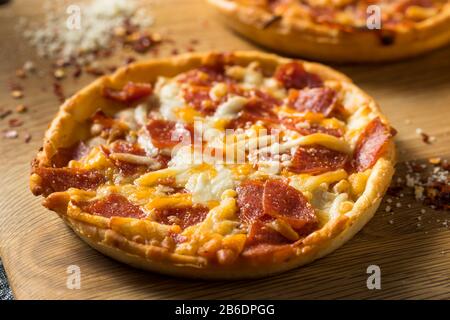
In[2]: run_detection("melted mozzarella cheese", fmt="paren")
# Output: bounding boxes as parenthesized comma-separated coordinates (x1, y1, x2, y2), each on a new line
(259, 133, 352, 154)
(290, 169, 348, 193)
(185, 167, 234, 204)
(156, 79, 184, 121)
(242, 62, 263, 87)
(213, 96, 248, 118)
(137, 133, 159, 157)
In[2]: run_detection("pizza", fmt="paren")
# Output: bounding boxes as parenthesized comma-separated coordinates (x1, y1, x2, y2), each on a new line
(30, 52, 396, 279)
(207, 0, 450, 62)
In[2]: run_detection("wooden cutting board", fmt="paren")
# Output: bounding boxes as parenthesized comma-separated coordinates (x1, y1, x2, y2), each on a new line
(0, 0, 449, 300)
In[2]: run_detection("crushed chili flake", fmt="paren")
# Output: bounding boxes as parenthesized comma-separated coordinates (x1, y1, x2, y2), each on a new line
(420, 132, 431, 144)
(15, 68, 26, 79)
(8, 81, 23, 91)
(128, 32, 161, 54)
(0, 109, 12, 119)
(16, 104, 27, 113)
(73, 65, 82, 78)
(124, 56, 136, 65)
(416, 128, 436, 144)
(386, 159, 449, 211)
(107, 65, 118, 73)
(53, 82, 65, 103)
(8, 118, 23, 128)
(24, 133, 32, 143)
(85, 66, 105, 77)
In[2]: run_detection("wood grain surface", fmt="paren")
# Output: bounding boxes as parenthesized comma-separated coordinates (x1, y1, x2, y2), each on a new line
(0, 0, 449, 300)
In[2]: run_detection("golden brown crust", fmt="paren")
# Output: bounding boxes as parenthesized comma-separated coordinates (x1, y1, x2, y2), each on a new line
(31, 51, 396, 279)
(207, 0, 450, 62)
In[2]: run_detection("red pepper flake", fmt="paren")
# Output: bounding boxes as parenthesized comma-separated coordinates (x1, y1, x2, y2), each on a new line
(85, 66, 105, 76)
(416, 128, 436, 144)
(0, 108, 12, 119)
(171, 48, 179, 55)
(3, 130, 18, 139)
(108, 65, 118, 73)
(125, 30, 161, 54)
(8, 118, 23, 127)
(102, 82, 152, 103)
(15, 68, 26, 79)
(8, 81, 23, 92)
(16, 104, 27, 113)
(24, 132, 32, 143)
(390, 160, 449, 211)
(73, 65, 82, 78)
(421, 132, 431, 144)
(124, 56, 136, 65)
(53, 82, 65, 103)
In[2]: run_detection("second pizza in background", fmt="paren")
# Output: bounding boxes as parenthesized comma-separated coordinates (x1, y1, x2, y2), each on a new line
(207, 0, 450, 63)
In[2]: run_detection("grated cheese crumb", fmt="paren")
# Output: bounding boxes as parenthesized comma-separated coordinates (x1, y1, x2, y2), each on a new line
(20, 0, 155, 64)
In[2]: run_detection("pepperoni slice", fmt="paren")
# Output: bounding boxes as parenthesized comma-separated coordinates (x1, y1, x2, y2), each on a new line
(146, 119, 193, 149)
(107, 141, 170, 176)
(245, 90, 281, 114)
(237, 179, 318, 232)
(352, 117, 395, 172)
(153, 204, 210, 229)
(177, 63, 229, 86)
(237, 179, 318, 256)
(236, 180, 265, 224)
(33, 167, 105, 196)
(91, 110, 118, 129)
(289, 145, 348, 175)
(242, 217, 294, 259)
(50, 142, 90, 168)
(245, 218, 291, 247)
(243, 96, 278, 118)
(274, 62, 323, 90)
(77, 194, 145, 219)
(226, 111, 276, 131)
(111, 140, 145, 156)
(102, 82, 152, 103)
(183, 86, 219, 115)
(262, 180, 318, 231)
(288, 87, 337, 117)
(227, 94, 281, 130)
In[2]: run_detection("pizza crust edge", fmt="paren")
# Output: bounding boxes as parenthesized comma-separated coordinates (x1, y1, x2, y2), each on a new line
(31, 51, 396, 279)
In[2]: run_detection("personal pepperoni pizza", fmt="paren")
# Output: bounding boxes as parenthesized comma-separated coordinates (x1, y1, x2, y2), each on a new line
(207, 0, 450, 62)
(31, 52, 396, 279)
